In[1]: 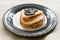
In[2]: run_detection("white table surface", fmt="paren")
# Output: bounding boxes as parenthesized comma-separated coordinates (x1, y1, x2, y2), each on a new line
(0, 0, 60, 40)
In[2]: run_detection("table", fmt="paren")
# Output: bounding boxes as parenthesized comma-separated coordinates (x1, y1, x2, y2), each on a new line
(0, 0, 60, 40)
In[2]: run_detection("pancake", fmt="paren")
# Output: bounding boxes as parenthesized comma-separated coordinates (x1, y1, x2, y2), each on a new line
(20, 8, 47, 29)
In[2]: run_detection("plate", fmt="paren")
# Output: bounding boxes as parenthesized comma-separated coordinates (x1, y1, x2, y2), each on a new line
(3, 4, 58, 37)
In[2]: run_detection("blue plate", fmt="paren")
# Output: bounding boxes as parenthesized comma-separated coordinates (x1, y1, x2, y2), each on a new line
(3, 4, 58, 37)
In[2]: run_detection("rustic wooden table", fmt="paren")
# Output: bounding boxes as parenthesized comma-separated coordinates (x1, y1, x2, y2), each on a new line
(0, 0, 60, 40)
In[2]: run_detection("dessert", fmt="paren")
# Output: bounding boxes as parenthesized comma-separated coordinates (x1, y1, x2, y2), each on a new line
(20, 8, 47, 29)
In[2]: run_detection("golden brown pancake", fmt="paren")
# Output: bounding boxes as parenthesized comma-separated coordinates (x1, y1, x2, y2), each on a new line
(20, 8, 46, 29)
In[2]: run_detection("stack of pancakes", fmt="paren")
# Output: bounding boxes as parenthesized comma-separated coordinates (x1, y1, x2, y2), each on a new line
(20, 9, 46, 29)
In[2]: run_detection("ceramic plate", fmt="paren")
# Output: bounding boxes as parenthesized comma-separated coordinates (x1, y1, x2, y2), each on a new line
(3, 4, 58, 37)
